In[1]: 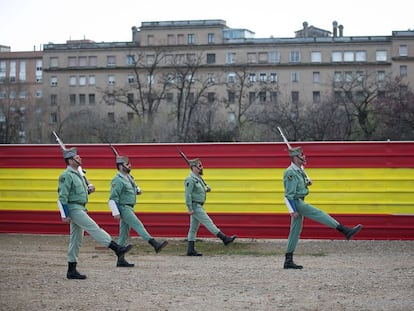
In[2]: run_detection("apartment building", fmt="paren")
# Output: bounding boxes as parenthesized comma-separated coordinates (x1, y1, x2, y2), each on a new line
(0, 49, 43, 143)
(4, 19, 414, 142)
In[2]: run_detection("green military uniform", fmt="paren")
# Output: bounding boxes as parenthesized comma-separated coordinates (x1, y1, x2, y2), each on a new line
(109, 171, 151, 245)
(284, 162, 339, 253)
(58, 166, 112, 263)
(185, 171, 220, 241)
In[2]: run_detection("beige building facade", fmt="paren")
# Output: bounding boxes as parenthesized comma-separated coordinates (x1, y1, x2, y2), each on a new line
(2, 19, 413, 142)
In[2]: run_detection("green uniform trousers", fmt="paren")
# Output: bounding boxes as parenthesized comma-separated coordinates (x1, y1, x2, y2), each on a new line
(67, 206, 112, 262)
(187, 203, 220, 241)
(286, 199, 339, 253)
(118, 205, 152, 246)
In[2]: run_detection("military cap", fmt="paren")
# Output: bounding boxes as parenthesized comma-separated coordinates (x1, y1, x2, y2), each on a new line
(116, 156, 129, 165)
(188, 158, 201, 167)
(63, 147, 78, 159)
(288, 146, 303, 157)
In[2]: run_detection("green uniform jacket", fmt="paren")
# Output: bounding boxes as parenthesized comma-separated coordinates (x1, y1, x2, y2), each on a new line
(109, 172, 137, 206)
(185, 172, 207, 212)
(58, 167, 88, 206)
(283, 163, 309, 200)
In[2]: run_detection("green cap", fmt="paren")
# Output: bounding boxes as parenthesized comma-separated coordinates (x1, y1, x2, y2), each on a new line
(188, 158, 201, 167)
(116, 156, 129, 165)
(288, 147, 303, 157)
(63, 147, 78, 159)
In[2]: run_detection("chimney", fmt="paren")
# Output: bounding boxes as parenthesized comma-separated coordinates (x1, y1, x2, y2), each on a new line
(339, 24, 344, 37)
(333, 21, 338, 37)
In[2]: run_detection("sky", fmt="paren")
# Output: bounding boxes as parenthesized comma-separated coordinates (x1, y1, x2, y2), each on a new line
(1, 0, 412, 52)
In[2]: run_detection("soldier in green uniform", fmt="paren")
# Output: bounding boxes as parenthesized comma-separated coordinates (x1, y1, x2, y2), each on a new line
(283, 146, 362, 269)
(184, 157, 237, 256)
(57, 147, 132, 279)
(108, 154, 168, 267)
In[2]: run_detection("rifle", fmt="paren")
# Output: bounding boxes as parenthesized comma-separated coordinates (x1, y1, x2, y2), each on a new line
(176, 146, 211, 192)
(109, 144, 120, 157)
(52, 131, 93, 189)
(277, 127, 312, 185)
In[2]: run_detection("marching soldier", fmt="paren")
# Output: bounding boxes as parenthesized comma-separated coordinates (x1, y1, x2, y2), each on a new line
(57, 147, 132, 279)
(283, 146, 362, 269)
(184, 157, 237, 256)
(108, 153, 168, 267)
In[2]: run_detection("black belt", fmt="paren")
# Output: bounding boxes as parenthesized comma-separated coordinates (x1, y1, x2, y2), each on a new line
(124, 204, 134, 207)
(295, 197, 304, 201)
(68, 202, 85, 206)
(193, 201, 204, 205)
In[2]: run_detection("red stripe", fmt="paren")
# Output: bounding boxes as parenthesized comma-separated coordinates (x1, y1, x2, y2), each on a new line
(1, 210, 412, 240)
(1, 142, 414, 168)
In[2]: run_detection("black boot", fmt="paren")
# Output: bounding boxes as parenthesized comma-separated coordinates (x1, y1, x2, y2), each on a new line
(336, 224, 362, 240)
(148, 238, 168, 253)
(108, 241, 132, 258)
(117, 255, 135, 267)
(217, 231, 237, 246)
(283, 252, 303, 269)
(67, 262, 87, 279)
(187, 241, 202, 256)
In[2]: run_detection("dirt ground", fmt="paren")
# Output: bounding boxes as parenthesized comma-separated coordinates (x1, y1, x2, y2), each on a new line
(0, 234, 413, 311)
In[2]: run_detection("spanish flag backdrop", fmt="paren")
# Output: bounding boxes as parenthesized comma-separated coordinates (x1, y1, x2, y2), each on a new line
(1, 142, 413, 240)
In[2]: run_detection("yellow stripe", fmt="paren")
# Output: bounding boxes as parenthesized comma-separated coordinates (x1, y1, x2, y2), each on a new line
(1, 168, 413, 214)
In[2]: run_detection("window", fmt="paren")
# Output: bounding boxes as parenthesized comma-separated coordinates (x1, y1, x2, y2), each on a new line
(108, 75, 115, 85)
(399, 45, 408, 57)
(227, 72, 236, 83)
(249, 92, 256, 104)
(226, 53, 236, 64)
(228, 112, 236, 123)
(345, 71, 353, 82)
(126, 55, 135, 65)
(270, 73, 277, 83)
(289, 51, 300, 63)
(107, 55, 116, 67)
(50, 76, 58, 87)
(207, 73, 215, 83)
(79, 56, 87, 67)
(177, 34, 184, 44)
(167, 34, 175, 45)
(259, 73, 267, 82)
(107, 112, 115, 122)
(50, 112, 57, 124)
(79, 94, 86, 105)
(50, 94, 57, 106)
(107, 94, 115, 105)
(344, 51, 354, 62)
(187, 34, 195, 44)
(69, 76, 76, 86)
(79, 76, 86, 86)
(311, 51, 322, 63)
(69, 94, 76, 105)
(68, 57, 77, 67)
(270, 91, 277, 103)
(166, 93, 174, 103)
(35, 90, 42, 98)
(291, 72, 299, 83)
(376, 50, 387, 62)
(19, 61, 26, 82)
(291, 91, 299, 103)
(269, 52, 280, 63)
(9, 61, 16, 82)
(88, 75, 95, 86)
(228, 91, 235, 104)
(356, 51, 367, 62)
(313, 91, 321, 103)
(377, 71, 385, 81)
(332, 51, 342, 62)
(334, 71, 342, 82)
(19, 91, 26, 98)
(208, 33, 215, 44)
(127, 93, 134, 104)
(207, 92, 215, 103)
(248, 73, 256, 83)
(400, 65, 408, 77)
(89, 94, 95, 105)
(206, 53, 216, 64)
(356, 71, 365, 82)
(147, 74, 154, 85)
(259, 91, 266, 102)
(127, 74, 135, 84)
(127, 112, 134, 121)
(313, 72, 320, 83)
(146, 54, 155, 65)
